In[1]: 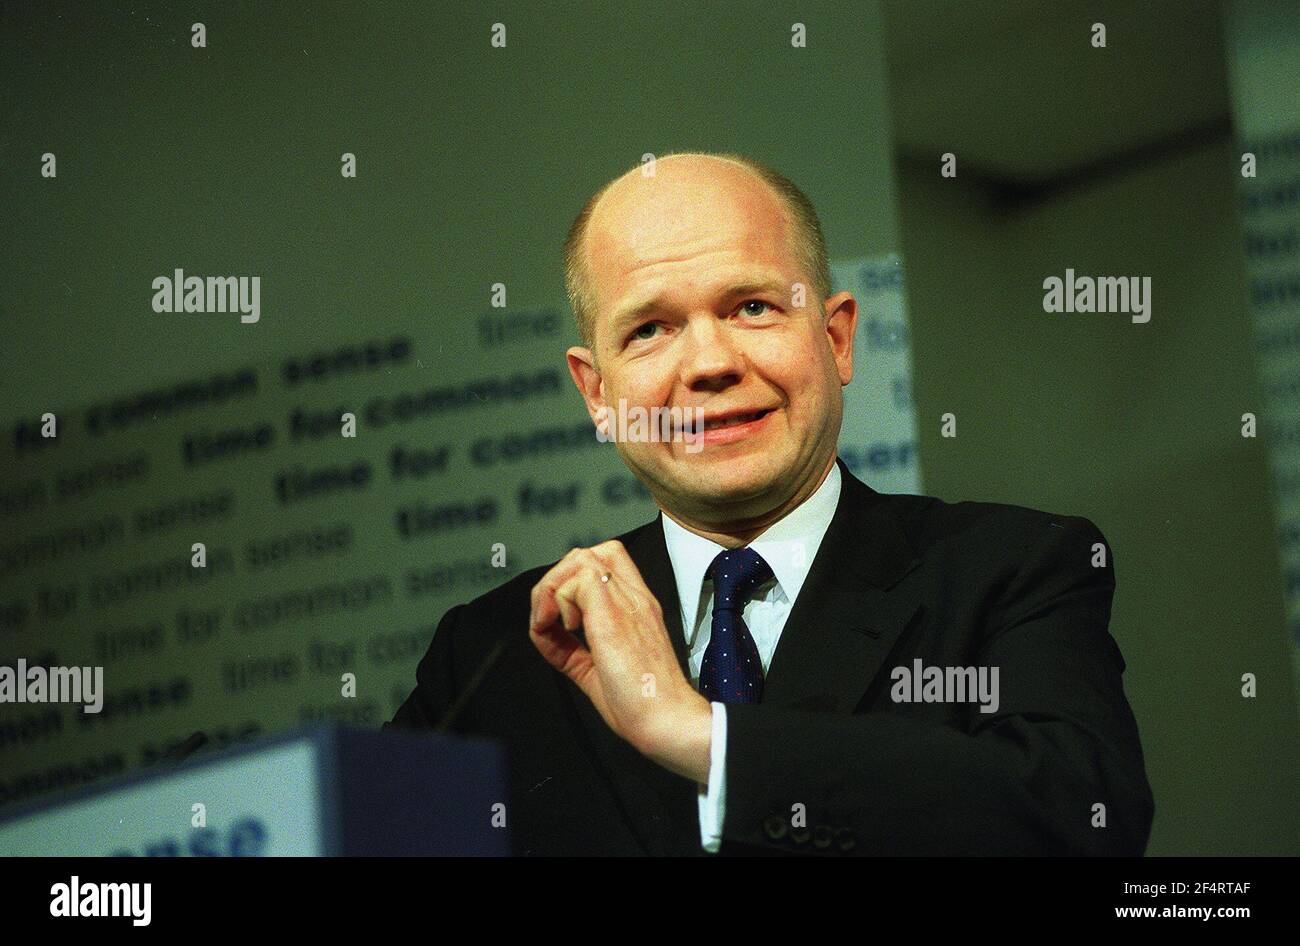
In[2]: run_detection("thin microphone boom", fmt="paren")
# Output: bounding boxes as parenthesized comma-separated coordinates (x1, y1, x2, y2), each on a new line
(435, 636, 507, 732)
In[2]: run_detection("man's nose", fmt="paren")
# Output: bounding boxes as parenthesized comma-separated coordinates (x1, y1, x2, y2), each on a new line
(679, 316, 744, 389)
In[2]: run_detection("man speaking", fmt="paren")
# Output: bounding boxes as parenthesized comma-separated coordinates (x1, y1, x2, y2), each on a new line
(386, 152, 1155, 856)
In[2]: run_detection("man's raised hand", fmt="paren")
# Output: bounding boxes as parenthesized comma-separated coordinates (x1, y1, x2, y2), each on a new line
(528, 540, 712, 782)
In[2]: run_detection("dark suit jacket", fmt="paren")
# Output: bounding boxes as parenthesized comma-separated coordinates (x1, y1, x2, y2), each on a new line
(385, 459, 1155, 855)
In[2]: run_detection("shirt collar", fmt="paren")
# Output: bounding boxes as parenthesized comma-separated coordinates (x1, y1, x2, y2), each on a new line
(660, 461, 843, 636)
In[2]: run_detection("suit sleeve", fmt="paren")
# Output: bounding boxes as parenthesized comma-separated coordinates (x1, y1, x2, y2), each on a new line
(383, 604, 464, 731)
(721, 518, 1155, 855)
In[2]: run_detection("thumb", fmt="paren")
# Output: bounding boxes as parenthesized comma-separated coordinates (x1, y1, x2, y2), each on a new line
(530, 622, 596, 689)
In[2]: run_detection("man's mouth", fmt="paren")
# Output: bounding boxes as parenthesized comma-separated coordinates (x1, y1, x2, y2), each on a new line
(701, 409, 772, 431)
(676, 407, 775, 436)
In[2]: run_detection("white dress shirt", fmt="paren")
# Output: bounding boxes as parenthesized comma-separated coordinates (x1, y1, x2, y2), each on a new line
(659, 461, 842, 853)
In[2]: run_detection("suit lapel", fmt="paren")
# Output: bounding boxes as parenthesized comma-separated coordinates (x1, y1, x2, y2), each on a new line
(626, 513, 694, 682)
(762, 459, 924, 712)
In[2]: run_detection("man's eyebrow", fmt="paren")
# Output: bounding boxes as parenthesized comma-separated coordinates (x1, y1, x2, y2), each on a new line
(723, 279, 789, 299)
(609, 279, 790, 331)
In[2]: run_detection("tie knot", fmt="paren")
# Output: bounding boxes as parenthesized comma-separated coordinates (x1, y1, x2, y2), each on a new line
(708, 547, 774, 614)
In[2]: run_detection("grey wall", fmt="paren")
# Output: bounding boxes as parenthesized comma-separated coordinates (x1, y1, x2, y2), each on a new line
(884, 0, 1297, 855)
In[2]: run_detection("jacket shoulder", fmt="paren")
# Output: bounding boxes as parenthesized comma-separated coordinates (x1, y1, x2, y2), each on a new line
(906, 492, 1103, 539)
(872, 488, 1110, 568)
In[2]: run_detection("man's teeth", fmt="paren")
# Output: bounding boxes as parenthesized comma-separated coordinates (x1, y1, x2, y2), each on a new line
(703, 411, 762, 430)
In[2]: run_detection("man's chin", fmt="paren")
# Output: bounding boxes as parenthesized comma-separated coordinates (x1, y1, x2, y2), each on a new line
(663, 454, 782, 507)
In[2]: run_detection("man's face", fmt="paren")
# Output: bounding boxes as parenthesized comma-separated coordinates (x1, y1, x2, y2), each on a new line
(567, 157, 857, 526)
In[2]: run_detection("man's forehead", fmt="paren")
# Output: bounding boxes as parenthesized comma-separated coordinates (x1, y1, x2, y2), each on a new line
(583, 160, 797, 303)
(588, 157, 785, 249)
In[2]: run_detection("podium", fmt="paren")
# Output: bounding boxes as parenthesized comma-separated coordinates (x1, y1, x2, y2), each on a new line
(0, 725, 509, 856)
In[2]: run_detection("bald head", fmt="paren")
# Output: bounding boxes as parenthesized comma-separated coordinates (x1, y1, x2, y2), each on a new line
(563, 153, 830, 352)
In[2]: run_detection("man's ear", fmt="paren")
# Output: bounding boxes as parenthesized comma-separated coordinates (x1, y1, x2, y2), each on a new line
(823, 291, 858, 386)
(566, 346, 608, 433)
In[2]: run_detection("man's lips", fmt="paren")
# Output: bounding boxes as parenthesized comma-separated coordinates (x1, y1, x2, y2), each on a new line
(675, 407, 776, 436)
(702, 408, 773, 432)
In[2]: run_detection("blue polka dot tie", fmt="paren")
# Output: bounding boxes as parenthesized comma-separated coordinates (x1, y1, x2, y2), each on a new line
(699, 547, 774, 704)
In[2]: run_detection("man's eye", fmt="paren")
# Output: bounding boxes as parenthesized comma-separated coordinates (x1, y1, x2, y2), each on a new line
(631, 322, 659, 341)
(740, 300, 775, 316)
